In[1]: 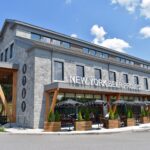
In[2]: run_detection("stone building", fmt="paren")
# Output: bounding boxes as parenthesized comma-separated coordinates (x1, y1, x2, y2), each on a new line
(0, 19, 150, 128)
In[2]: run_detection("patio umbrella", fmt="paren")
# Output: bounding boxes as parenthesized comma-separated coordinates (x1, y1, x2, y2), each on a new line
(112, 100, 127, 105)
(56, 99, 83, 107)
(56, 99, 83, 119)
(144, 101, 150, 106)
(85, 100, 106, 106)
(127, 100, 145, 106)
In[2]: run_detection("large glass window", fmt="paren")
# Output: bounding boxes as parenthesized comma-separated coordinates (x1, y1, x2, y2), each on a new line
(95, 69, 102, 79)
(123, 74, 128, 83)
(0, 53, 3, 61)
(61, 42, 70, 49)
(54, 61, 64, 81)
(5, 48, 8, 62)
(109, 71, 116, 81)
(31, 33, 41, 41)
(83, 48, 89, 54)
(76, 65, 84, 77)
(89, 49, 96, 56)
(41, 36, 51, 43)
(51, 39, 61, 46)
(134, 76, 139, 85)
(103, 53, 109, 59)
(96, 51, 103, 58)
(10, 43, 14, 59)
(144, 78, 148, 90)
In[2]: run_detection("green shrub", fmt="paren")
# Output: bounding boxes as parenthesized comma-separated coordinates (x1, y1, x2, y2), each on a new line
(78, 111, 83, 121)
(127, 108, 133, 118)
(48, 111, 55, 122)
(141, 108, 147, 117)
(0, 127, 5, 132)
(55, 111, 61, 122)
(109, 109, 115, 120)
(85, 110, 90, 121)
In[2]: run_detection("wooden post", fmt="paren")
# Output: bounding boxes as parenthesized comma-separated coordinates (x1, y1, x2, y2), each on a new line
(113, 94, 120, 113)
(106, 95, 111, 112)
(12, 70, 17, 122)
(0, 85, 12, 121)
(50, 88, 59, 113)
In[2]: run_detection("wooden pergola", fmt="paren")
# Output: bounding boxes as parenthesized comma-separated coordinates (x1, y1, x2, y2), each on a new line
(44, 83, 150, 122)
(0, 66, 18, 122)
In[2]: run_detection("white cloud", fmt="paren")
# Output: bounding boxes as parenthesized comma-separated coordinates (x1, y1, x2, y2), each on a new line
(139, 26, 150, 38)
(91, 25, 130, 53)
(140, 0, 150, 19)
(71, 34, 78, 38)
(65, 0, 72, 4)
(112, 0, 140, 13)
(91, 24, 107, 43)
(100, 38, 131, 53)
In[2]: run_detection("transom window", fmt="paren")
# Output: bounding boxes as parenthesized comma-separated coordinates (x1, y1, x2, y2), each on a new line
(31, 33, 41, 41)
(76, 65, 84, 77)
(54, 61, 64, 81)
(5, 48, 8, 62)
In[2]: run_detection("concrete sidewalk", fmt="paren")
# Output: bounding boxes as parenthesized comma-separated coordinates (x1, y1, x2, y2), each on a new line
(2, 123, 150, 135)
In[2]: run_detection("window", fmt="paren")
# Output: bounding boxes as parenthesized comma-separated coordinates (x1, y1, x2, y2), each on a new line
(134, 76, 139, 85)
(51, 39, 61, 46)
(130, 61, 134, 65)
(31, 33, 41, 41)
(5, 48, 8, 62)
(95, 69, 102, 79)
(83, 48, 89, 54)
(54, 61, 64, 81)
(103, 53, 108, 58)
(126, 60, 130, 64)
(41, 36, 51, 43)
(96, 51, 103, 58)
(116, 57, 121, 62)
(144, 78, 148, 90)
(123, 74, 128, 83)
(10, 43, 14, 59)
(121, 58, 126, 63)
(61, 42, 70, 49)
(109, 71, 116, 81)
(0, 53, 3, 61)
(76, 65, 84, 77)
(89, 49, 96, 56)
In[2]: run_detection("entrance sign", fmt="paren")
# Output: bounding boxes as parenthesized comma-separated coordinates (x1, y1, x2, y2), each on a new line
(69, 76, 142, 91)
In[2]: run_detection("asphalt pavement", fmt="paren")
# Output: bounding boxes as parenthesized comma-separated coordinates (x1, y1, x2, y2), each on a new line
(0, 131, 150, 150)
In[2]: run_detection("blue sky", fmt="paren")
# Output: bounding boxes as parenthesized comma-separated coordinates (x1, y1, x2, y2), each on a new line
(0, 0, 150, 61)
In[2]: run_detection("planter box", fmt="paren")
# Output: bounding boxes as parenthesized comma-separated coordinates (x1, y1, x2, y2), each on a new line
(141, 117, 149, 124)
(105, 119, 120, 129)
(74, 121, 92, 131)
(44, 122, 61, 132)
(127, 118, 135, 126)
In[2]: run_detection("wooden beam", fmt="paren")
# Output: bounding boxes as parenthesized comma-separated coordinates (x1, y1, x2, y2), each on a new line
(12, 70, 17, 122)
(113, 94, 121, 113)
(50, 88, 59, 113)
(106, 95, 111, 112)
(0, 85, 12, 121)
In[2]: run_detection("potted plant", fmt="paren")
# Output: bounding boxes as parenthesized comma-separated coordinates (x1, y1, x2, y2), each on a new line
(127, 108, 135, 126)
(74, 110, 92, 131)
(105, 109, 120, 129)
(140, 108, 149, 124)
(44, 111, 61, 132)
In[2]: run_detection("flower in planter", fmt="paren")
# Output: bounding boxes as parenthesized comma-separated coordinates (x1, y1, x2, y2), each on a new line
(109, 109, 118, 120)
(141, 108, 148, 117)
(85, 110, 90, 121)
